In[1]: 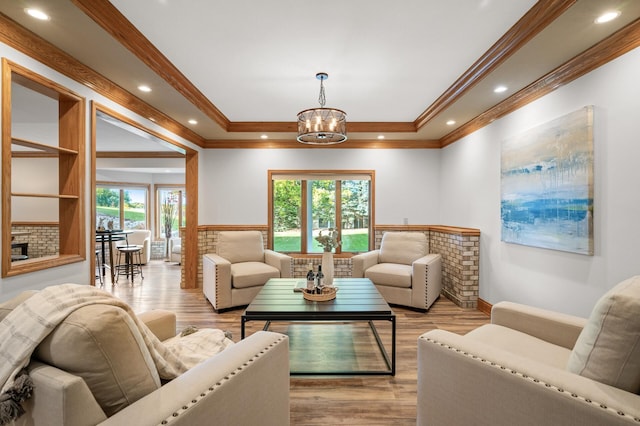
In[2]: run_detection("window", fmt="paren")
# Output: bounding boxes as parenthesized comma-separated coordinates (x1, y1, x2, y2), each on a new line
(156, 186, 186, 239)
(269, 171, 374, 254)
(96, 183, 149, 230)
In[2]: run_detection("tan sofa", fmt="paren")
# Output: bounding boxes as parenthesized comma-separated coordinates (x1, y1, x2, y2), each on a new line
(203, 231, 293, 311)
(0, 294, 290, 426)
(417, 276, 640, 425)
(351, 232, 442, 311)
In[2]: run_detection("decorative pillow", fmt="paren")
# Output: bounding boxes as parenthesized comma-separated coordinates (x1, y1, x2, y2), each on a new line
(566, 275, 640, 393)
(34, 304, 160, 416)
(218, 231, 265, 264)
(0, 290, 38, 321)
(379, 232, 428, 265)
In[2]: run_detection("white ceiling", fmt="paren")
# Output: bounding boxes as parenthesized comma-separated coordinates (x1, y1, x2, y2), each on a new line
(1, 0, 639, 145)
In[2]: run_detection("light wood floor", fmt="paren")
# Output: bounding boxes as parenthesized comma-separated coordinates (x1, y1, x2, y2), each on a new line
(101, 260, 490, 425)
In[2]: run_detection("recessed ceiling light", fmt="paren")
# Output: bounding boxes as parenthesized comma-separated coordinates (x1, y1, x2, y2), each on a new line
(138, 85, 152, 92)
(25, 8, 50, 20)
(446, 120, 456, 126)
(377, 135, 385, 140)
(494, 85, 508, 93)
(260, 134, 268, 139)
(595, 11, 621, 24)
(188, 119, 198, 125)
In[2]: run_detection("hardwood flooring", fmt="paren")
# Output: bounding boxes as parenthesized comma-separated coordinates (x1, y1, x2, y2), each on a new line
(101, 260, 490, 425)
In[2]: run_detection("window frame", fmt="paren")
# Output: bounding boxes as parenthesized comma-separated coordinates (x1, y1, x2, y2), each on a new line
(268, 170, 375, 255)
(154, 184, 186, 240)
(95, 181, 150, 231)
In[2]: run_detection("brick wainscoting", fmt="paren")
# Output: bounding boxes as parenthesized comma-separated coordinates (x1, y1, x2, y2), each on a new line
(188, 225, 480, 309)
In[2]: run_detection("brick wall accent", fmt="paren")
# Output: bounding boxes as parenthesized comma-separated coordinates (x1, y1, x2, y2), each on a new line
(428, 227, 480, 308)
(188, 225, 480, 309)
(11, 224, 59, 259)
(150, 240, 166, 260)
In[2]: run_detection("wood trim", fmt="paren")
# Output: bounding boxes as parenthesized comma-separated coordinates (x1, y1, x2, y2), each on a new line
(0, 12, 206, 148)
(5, 254, 85, 278)
(12, 138, 78, 154)
(440, 17, 640, 147)
(414, 0, 576, 129)
(11, 152, 57, 158)
(428, 225, 481, 236)
(72, 0, 230, 132)
(197, 225, 269, 232)
(374, 225, 432, 232)
(97, 151, 184, 159)
(3, 59, 86, 277)
(2, 59, 13, 277)
(183, 150, 198, 289)
(203, 139, 441, 149)
(11, 221, 59, 226)
(374, 224, 481, 236)
(477, 298, 492, 316)
(11, 193, 79, 199)
(227, 121, 417, 133)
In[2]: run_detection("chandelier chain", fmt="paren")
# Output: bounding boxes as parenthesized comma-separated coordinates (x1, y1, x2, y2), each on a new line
(318, 78, 326, 108)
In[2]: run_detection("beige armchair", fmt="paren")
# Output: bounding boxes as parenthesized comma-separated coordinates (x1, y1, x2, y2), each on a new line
(0, 292, 290, 426)
(351, 231, 442, 311)
(203, 230, 293, 311)
(116, 229, 151, 264)
(417, 275, 640, 426)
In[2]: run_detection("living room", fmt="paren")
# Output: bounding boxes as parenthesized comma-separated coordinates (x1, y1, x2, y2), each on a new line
(0, 1, 639, 425)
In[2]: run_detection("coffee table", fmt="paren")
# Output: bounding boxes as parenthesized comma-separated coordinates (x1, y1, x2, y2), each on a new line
(241, 277, 396, 375)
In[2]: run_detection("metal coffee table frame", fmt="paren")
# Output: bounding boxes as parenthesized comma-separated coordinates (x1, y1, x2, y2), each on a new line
(241, 278, 396, 376)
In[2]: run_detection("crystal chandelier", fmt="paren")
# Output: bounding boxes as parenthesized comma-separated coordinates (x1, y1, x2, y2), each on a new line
(297, 73, 347, 144)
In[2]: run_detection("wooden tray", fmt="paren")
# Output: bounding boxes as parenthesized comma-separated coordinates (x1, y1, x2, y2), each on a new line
(302, 286, 338, 301)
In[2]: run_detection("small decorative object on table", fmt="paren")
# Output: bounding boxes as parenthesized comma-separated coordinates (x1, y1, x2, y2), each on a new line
(316, 228, 340, 285)
(302, 286, 338, 301)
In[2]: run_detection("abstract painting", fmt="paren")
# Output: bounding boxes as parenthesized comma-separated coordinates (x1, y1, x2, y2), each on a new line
(501, 106, 594, 255)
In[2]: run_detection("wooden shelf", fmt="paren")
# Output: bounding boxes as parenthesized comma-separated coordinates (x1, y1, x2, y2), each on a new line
(11, 192, 79, 199)
(11, 137, 78, 155)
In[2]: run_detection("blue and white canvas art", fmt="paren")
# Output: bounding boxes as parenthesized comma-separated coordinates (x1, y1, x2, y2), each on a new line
(501, 106, 594, 255)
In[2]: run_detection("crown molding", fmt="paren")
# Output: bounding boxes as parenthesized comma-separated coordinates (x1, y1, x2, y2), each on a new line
(202, 139, 440, 149)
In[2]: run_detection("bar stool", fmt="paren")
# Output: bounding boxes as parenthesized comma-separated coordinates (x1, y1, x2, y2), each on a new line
(115, 245, 144, 283)
(95, 249, 103, 286)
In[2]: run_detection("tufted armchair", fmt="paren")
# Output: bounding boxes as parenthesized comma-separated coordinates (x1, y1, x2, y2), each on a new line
(417, 276, 640, 425)
(203, 231, 293, 312)
(351, 232, 442, 311)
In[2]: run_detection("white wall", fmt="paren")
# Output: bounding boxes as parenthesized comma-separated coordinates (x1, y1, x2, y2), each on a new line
(439, 46, 640, 317)
(199, 148, 441, 225)
(0, 43, 200, 302)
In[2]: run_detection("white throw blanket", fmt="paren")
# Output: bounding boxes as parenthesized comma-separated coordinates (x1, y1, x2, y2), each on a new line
(0, 283, 232, 422)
